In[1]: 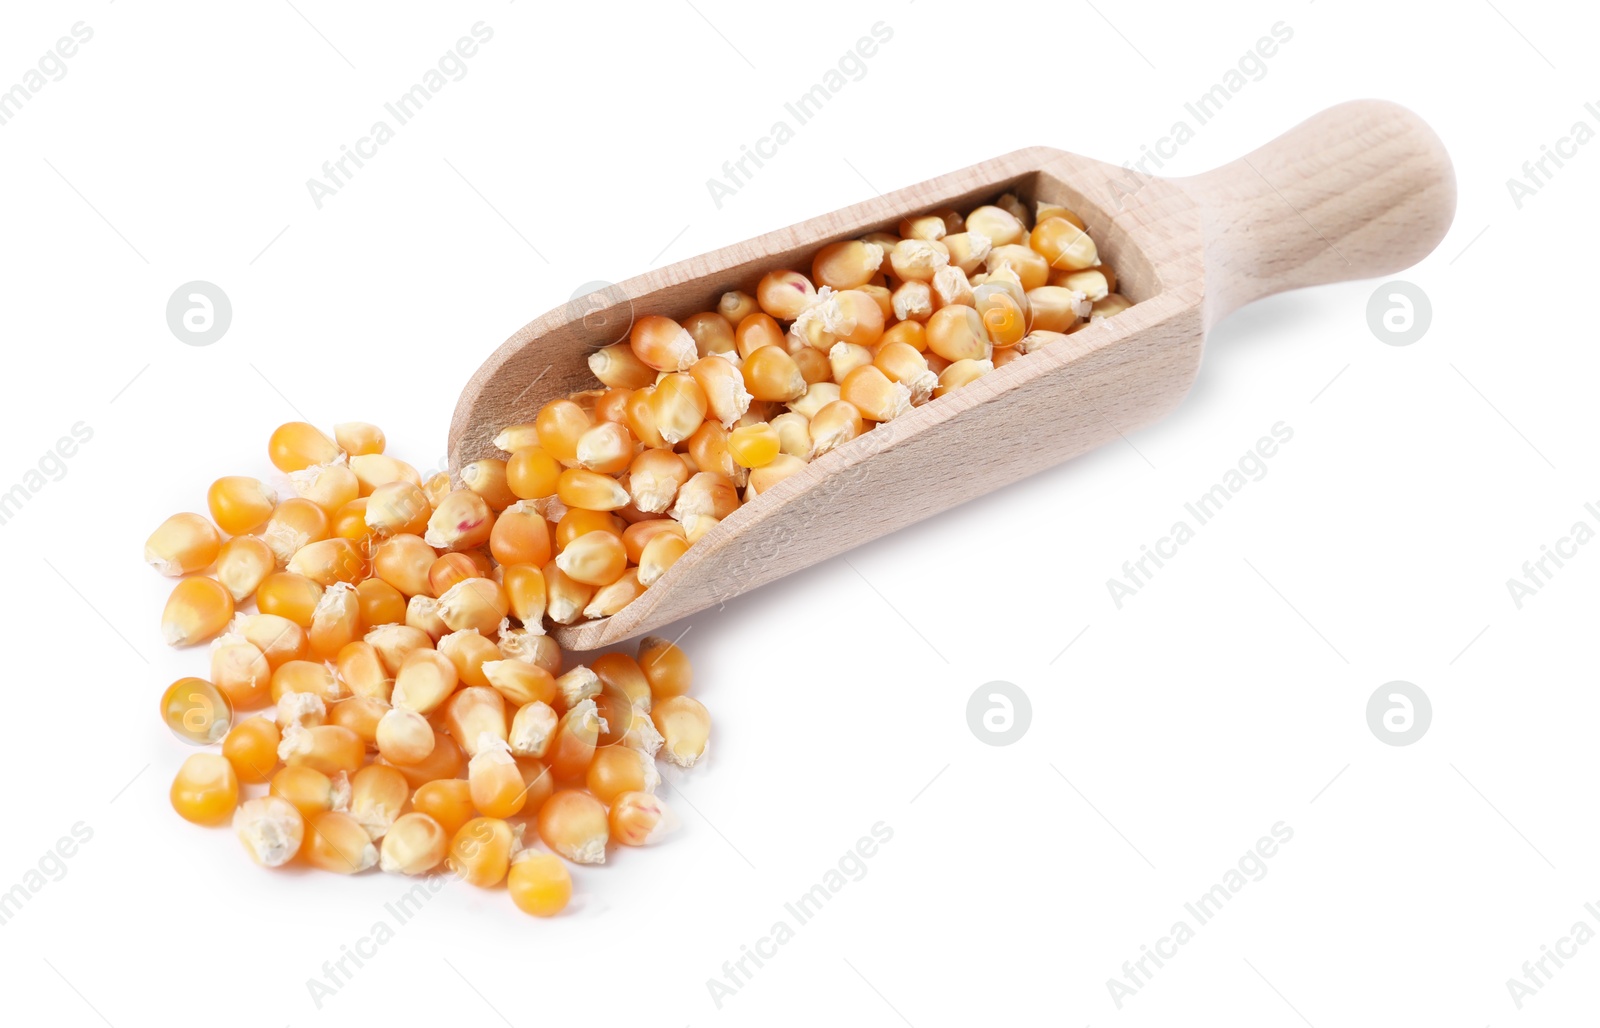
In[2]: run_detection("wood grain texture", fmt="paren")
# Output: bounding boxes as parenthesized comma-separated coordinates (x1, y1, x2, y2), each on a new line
(449, 100, 1455, 651)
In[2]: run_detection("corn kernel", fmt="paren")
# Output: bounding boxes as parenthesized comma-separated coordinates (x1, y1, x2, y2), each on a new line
(234, 795, 304, 867)
(966, 205, 1025, 247)
(448, 817, 517, 887)
(741, 345, 807, 403)
(326, 694, 387, 746)
(537, 789, 609, 864)
(352, 580, 405, 632)
(840, 365, 911, 423)
(508, 852, 572, 917)
(483, 659, 559, 708)
(424, 489, 493, 551)
(1091, 292, 1132, 319)
(489, 501, 553, 567)
(629, 314, 698, 373)
(935, 358, 994, 398)
(268, 422, 342, 473)
(637, 532, 690, 587)
(170, 753, 239, 825)
(331, 421, 385, 456)
(584, 569, 645, 618)
(215, 535, 275, 603)
(280, 723, 364, 777)
(556, 468, 631, 513)
(211, 634, 272, 709)
(458, 458, 517, 512)
(756, 269, 817, 320)
(381, 728, 465, 788)
(145, 512, 222, 577)
(1031, 216, 1099, 270)
(347, 763, 409, 839)
(207, 476, 277, 536)
(270, 764, 347, 820)
(162, 576, 235, 647)
(235, 612, 308, 669)
(586, 746, 659, 805)
(610, 791, 668, 847)
(813, 239, 885, 289)
(728, 423, 781, 468)
(371, 534, 435, 597)
(411, 779, 474, 838)
(436, 577, 510, 635)
(588, 340, 658, 389)
(290, 461, 360, 515)
(652, 695, 710, 767)
(543, 560, 595, 625)
(304, 811, 379, 873)
(437, 628, 500, 688)
(160, 676, 231, 744)
(718, 289, 759, 325)
(380, 812, 448, 874)
(682, 311, 737, 358)
(769, 412, 811, 458)
(223, 715, 281, 783)
(506, 446, 562, 500)
(365, 481, 432, 536)
(348, 453, 421, 495)
(392, 648, 458, 715)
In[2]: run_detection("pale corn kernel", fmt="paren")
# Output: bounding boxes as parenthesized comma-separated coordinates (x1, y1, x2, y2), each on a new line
(628, 448, 692, 513)
(236, 612, 307, 668)
(234, 796, 304, 867)
(873, 342, 937, 405)
(483, 658, 558, 708)
(498, 628, 561, 675)
(381, 729, 465, 787)
(215, 536, 275, 603)
(859, 283, 894, 321)
(974, 286, 1029, 348)
(364, 623, 432, 677)
(207, 476, 277, 536)
(507, 446, 562, 499)
(458, 459, 516, 512)
(426, 553, 478, 598)
(270, 765, 347, 820)
(741, 345, 806, 403)
(1091, 292, 1132, 319)
(734, 312, 786, 360)
(794, 289, 884, 350)
(935, 358, 994, 398)
(509, 852, 572, 917)
(435, 629, 494, 688)
(840, 365, 912, 423)
(592, 652, 654, 713)
(391, 648, 458, 715)
(889, 238, 949, 282)
(587, 747, 659, 805)
(274, 691, 325, 732)
(828, 342, 874, 384)
(583, 569, 644, 618)
(347, 763, 409, 840)
(932, 265, 975, 310)
(622, 706, 665, 756)
(943, 231, 992, 275)
(610, 791, 668, 846)
(369, 535, 433, 598)
(638, 531, 690, 587)
(925, 304, 992, 363)
(279, 723, 365, 777)
(690, 355, 753, 428)
(290, 460, 360, 515)
(1031, 216, 1099, 270)
(898, 213, 948, 241)
(812, 239, 885, 290)
(629, 315, 698, 373)
(256, 571, 324, 628)
(379, 812, 447, 875)
(987, 243, 1050, 291)
(424, 489, 493, 551)
(170, 753, 239, 825)
(288, 538, 365, 588)
(1036, 201, 1085, 229)
(261, 497, 330, 567)
(588, 340, 657, 389)
(348, 453, 422, 495)
(543, 560, 595, 625)
(365, 481, 432, 536)
(555, 507, 621, 551)
(422, 472, 452, 509)
(211, 633, 272, 710)
(304, 811, 379, 874)
(555, 469, 631, 512)
(509, 700, 559, 758)
(162, 577, 235, 647)
(681, 513, 720, 542)
(494, 423, 540, 453)
(648, 373, 708, 445)
(682, 311, 737, 358)
(405, 595, 448, 642)
(549, 667, 598, 710)
(268, 422, 342, 473)
(718, 289, 759, 325)
(992, 346, 1021, 367)
(652, 695, 711, 767)
(159, 676, 231, 744)
(996, 192, 1032, 228)
(671, 472, 739, 523)
(966, 205, 1025, 246)
(756, 269, 818, 320)
(309, 583, 361, 659)
(1027, 285, 1088, 333)
(411, 779, 474, 838)
(537, 789, 609, 864)
(270, 660, 346, 706)
(436, 577, 510, 635)
(223, 716, 281, 783)
(443, 686, 508, 758)
(790, 343, 832, 386)
(500, 564, 547, 627)
(809, 400, 865, 458)
(550, 531, 624, 588)
(769, 412, 811, 458)
(332, 421, 385, 456)
(448, 817, 517, 887)
(1053, 264, 1115, 301)
(891, 280, 934, 323)
(728, 423, 781, 469)
(469, 737, 527, 819)
(376, 706, 435, 765)
(327, 694, 387, 746)
(571, 421, 634, 477)
(622, 387, 666, 448)
(145, 512, 222, 577)
(547, 699, 605, 780)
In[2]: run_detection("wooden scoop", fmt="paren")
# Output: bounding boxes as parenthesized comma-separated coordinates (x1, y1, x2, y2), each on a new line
(450, 99, 1455, 651)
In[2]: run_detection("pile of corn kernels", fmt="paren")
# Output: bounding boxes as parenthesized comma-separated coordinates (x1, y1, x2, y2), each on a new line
(509, 193, 1126, 625)
(149, 420, 709, 917)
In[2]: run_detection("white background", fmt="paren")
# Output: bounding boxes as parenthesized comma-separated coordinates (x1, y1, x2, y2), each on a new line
(0, 0, 1594, 1025)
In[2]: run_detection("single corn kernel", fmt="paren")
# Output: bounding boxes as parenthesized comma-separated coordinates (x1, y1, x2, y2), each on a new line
(145, 512, 222, 577)
(547, 699, 605, 781)
(742, 346, 807, 403)
(556, 469, 631, 512)
(587, 747, 659, 805)
(268, 422, 342, 473)
(235, 612, 307, 669)
(331, 421, 385, 456)
(592, 652, 654, 713)
(671, 472, 740, 524)
(1091, 292, 1133, 319)
(289, 538, 366, 589)
(270, 764, 348, 820)
(637, 635, 692, 700)
(859, 282, 894, 320)
(271, 658, 344, 706)
(424, 489, 493, 551)
(944, 231, 993, 275)
(646, 372, 708, 446)
(330, 498, 374, 547)
(158, 674, 232, 750)
(223, 715, 281, 783)
(210, 633, 271, 709)
(459, 458, 518, 512)
(892, 280, 934, 323)
(889, 239, 949, 282)
(932, 265, 975, 309)
(690, 356, 753, 429)
(653, 695, 711, 767)
(973, 285, 1029, 348)
(438, 628, 500, 687)
(170, 753, 239, 825)
(623, 387, 667, 448)
(215, 535, 275, 603)
(365, 481, 432, 536)
(756, 269, 817, 320)
(622, 519, 685, 565)
(770, 412, 811, 458)
(507, 446, 562, 500)
(380, 812, 448, 874)
(682, 310, 737, 358)
(348, 453, 421, 495)
(840, 365, 912, 423)
(326, 694, 388, 747)
(809, 400, 865, 458)
(443, 686, 508, 758)
(637, 532, 690, 587)
(207, 476, 277, 536)
(499, 629, 561, 676)
(813, 239, 885, 289)
(279, 723, 365, 777)
(935, 358, 994, 398)
(828, 342, 874, 383)
(992, 346, 1021, 367)
(234, 795, 304, 867)
(509, 700, 559, 759)
(509, 852, 572, 917)
(436, 577, 510, 635)
(555, 507, 622, 551)
(1053, 264, 1115, 300)
(422, 472, 452, 509)
(503, 563, 548, 626)
(583, 569, 645, 618)
(881, 319, 929, 353)
(274, 692, 326, 732)
(1026, 285, 1088, 333)
(256, 572, 323, 629)
(380, 729, 465, 788)
(518, 756, 555, 813)
(304, 811, 379, 874)
(162, 577, 235, 647)
(483, 659, 559, 708)
(610, 791, 668, 846)
(489, 501, 553, 567)
(371, 535, 435, 597)
(987, 243, 1050, 291)
(447, 817, 517, 887)
(290, 460, 360, 515)
(469, 737, 527, 818)
(494, 422, 540, 452)
(734, 312, 786, 360)
(966, 205, 1026, 247)
(791, 344, 832, 386)
(376, 706, 435, 765)
(555, 530, 628, 587)
(392, 649, 458, 716)
(555, 665, 603, 707)
(261, 497, 330, 567)
(348, 763, 409, 839)
(424, 554, 476, 600)
(926, 304, 993, 362)
(543, 560, 595, 625)
(593, 387, 633, 425)
(686, 421, 740, 481)
(874, 342, 937, 406)
(589, 340, 658, 389)
(628, 314, 698, 373)
(1030, 216, 1099, 270)
(537, 789, 609, 864)
(718, 289, 759, 325)
(573, 421, 635, 476)
(411, 779, 474, 838)
(899, 213, 948, 240)
(363, 623, 432, 677)
(728, 423, 781, 468)
(354, 580, 406, 632)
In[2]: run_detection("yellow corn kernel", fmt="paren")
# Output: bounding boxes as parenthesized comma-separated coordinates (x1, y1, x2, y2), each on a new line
(812, 239, 886, 290)
(376, 706, 435, 766)
(741, 345, 806, 403)
(593, 386, 634, 425)
(840, 365, 912, 423)
(500, 449, 557, 505)
(791, 344, 832, 386)
(899, 213, 948, 240)
(554, 530, 626, 588)
(256, 571, 322, 628)
(627, 314, 697, 373)
(610, 791, 668, 847)
(671, 472, 740, 526)
(162, 576, 235, 647)
(451, 460, 512, 514)
(570, 421, 633, 476)
(437, 628, 499, 688)
(411, 779, 474, 838)
(621, 704, 665, 757)
(211, 634, 272, 709)
(145, 512, 221, 577)
(889, 238, 949, 283)
(270, 764, 347, 820)
(372, 534, 438, 597)
(274, 690, 326, 732)
(290, 460, 360, 515)
(469, 738, 527, 818)
(734, 312, 785, 360)
(683, 422, 735, 482)
(305, 811, 379, 874)
(207, 476, 277, 536)
(891, 280, 933, 324)
(931, 265, 975, 310)
(653, 695, 710, 767)
(973, 285, 1029, 348)
(789, 385, 838, 422)
(365, 481, 432, 537)
(543, 560, 595, 625)
(436, 577, 510, 635)
(354, 580, 406, 632)
(503, 564, 548, 626)
(443, 686, 509, 758)
(537, 789, 608, 864)
(279, 723, 364, 777)
(874, 342, 937, 404)
(943, 231, 993, 275)
(392, 648, 458, 715)
(493, 423, 538, 453)
(728, 423, 781, 469)
(808, 400, 865, 458)
(329, 421, 383, 456)
(966, 205, 1025, 247)
(826, 341, 871, 383)
(637, 635, 692, 700)
(718, 289, 759, 325)
(234, 796, 304, 867)
(986, 243, 1050, 292)
(880, 319, 929, 354)
(348, 453, 421, 495)
(382, 729, 465, 787)
(1052, 264, 1115, 300)
(621, 519, 685, 565)
(554, 666, 602, 708)
(215, 535, 275, 603)
(223, 716, 282, 783)
(380, 812, 448, 874)
(992, 346, 1021, 367)
(406, 594, 449, 642)
(623, 387, 667, 448)
(555, 508, 622, 551)
(235, 612, 308, 668)
(556, 469, 630, 513)
(1026, 285, 1087, 333)
(935, 358, 994, 398)
(337, 641, 394, 702)
(159, 675, 231, 744)
(424, 489, 493, 552)
(268, 422, 342, 473)
(261, 497, 330, 567)
(307, 583, 361, 658)
(327, 694, 387, 747)
(348, 763, 409, 839)
(637, 532, 689, 587)
(447, 817, 517, 887)
(592, 654, 653, 715)
(586, 746, 658, 805)
(584, 569, 645, 618)
(583, 340, 653, 392)
(690, 355, 754, 429)
(769, 412, 811, 458)
(331, 498, 375, 547)
(518, 756, 555, 815)
(756, 269, 817, 320)
(483, 659, 558, 708)
(508, 700, 559, 759)
(546, 699, 604, 781)
(1030, 215, 1099, 271)
(288, 539, 366, 589)
(1036, 201, 1085, 229)
(170, 753, 239, 825)
(531, 401, 591, 469)
(509, 852, 572, 917)
(421, 552, 472, 598)
(420, 471, 451, 510)
(925, 304, 993, 363)
(1091, 292, 1132, 319)
(489, 501, 553, 568)
(682, 311, 737, 359)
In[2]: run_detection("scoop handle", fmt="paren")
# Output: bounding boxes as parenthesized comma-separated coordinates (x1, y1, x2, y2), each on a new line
(1177, 99, 1456, 329)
